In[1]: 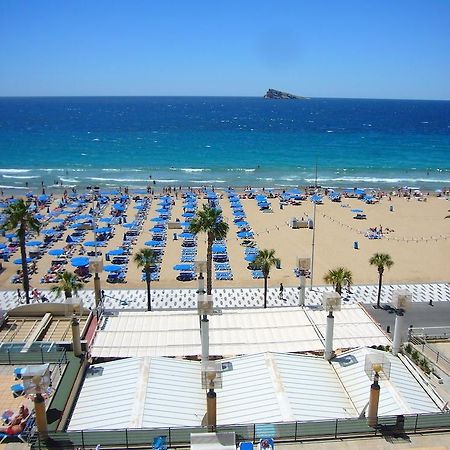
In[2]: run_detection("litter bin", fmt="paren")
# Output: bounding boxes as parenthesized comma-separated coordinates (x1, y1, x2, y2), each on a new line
(353, 241, 359, 250)
(389, 205, 394, 212)
(276, 260, 281, 269)
(173, 232, 178, 240)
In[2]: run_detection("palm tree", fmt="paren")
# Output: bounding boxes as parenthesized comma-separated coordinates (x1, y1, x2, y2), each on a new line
(369, 253, 394, 308)
(1, 199, 41, 304)
(254, 249, 280, 309)
(51, 270, 83, 299)
(134, 248, 158, 311)
(189, 205, 229, 295)
(323, 267, 353, 296)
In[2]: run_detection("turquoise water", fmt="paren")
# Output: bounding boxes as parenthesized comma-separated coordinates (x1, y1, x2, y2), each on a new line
(0, 96, 449, 190)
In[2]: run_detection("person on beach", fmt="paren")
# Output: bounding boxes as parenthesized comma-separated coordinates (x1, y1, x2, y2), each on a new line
(279, 283, 284, 300)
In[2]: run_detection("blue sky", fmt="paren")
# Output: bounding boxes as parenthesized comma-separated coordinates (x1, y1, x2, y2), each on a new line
(1, 0, 450, 99)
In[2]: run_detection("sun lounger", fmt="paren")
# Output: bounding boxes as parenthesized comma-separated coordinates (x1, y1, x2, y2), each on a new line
(0, 414, 35, 444)
(10, 384, 24, 398)
(239, 443, 254, 450)
(215, 271, 233, 280)
(252, 270, 264, 279)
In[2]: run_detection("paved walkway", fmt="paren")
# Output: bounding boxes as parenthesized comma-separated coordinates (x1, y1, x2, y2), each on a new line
(1, 282, 449, 311)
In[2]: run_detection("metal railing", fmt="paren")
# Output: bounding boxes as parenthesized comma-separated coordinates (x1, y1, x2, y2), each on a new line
(0, 343, 67, 365)
(410, 335, 450, 377)
(32, 412, 450, 449)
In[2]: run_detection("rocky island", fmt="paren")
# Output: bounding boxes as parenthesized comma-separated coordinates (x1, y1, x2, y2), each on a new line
(264, 88, 306, 99)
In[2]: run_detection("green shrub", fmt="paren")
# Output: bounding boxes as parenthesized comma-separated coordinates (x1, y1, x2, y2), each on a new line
(405, 343, 412, 354)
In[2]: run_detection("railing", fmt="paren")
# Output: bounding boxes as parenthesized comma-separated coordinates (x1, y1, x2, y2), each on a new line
(0, 343, 67, 365)
(32, 412, 450, 449)
(410, 335, 450, 377)
(411, 326, 450, 340)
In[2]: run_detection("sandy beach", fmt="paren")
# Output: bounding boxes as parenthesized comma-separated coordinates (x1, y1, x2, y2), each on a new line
(1, 190, 449, 293)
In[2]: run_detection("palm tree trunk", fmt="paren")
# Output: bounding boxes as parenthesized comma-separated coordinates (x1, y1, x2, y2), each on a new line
(146, 270, 151, 311)
(263, 276, 268, 308)
(206, 234, 213, 295)
(18, 228, 30, 305)
(336, 283, 342, 296)
(376, 268, 383, 308)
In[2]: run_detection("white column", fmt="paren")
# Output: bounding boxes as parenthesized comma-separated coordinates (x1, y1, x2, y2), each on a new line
(392, 311, 405, 356)
(201, 315, 209, 363)
(198, 275, 205, 294)
(299, 275, 306, 306)
(71, 316, 82, 357)
(324, 311, 334, 360)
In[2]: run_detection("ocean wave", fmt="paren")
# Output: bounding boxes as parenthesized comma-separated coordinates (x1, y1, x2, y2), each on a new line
(170, 168, 210, 172)
(227, 168, 256, 172)
(38, 168, 65, 172)
(60, 177, 79, 183)
(2, 175, 40, 179)
(194, 179, 226, 183)
(153, 179, 179, 183)
(88, 177, 149, 182)
(0, 168, 31, 173)
(0, 184, 26, 189)
(257, 177, 274, 181)
(101, 169, 121, 172)
(304, 176, 450, 184)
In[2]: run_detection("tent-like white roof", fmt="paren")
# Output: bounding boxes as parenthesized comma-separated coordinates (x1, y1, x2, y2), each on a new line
(68, 350, 444, 431)
(90, 305, 389, 358)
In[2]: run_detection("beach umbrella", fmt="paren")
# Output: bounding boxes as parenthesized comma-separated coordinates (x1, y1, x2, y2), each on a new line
(14, 257, 33, 264)
(26, 240, 42, 247)
(74, 214, 93, 220)
(112, 204, 125, 211)
(180, 221, 191, 227)
(232, 210, 245, 216)
(0, 243, 7, 249)
(103, 264, 124, 273)
(234, 221, 248, 227)
(107, 248, 125, 256)
(179, 232, 194, 239)
(237, 231, 254, 239)
(42, 229, 57, 236)
(156, 208, 169, 213)
(34, 213, 45, 220)
(245, 254, 257, 262)
(351, 209, 363, 213)
(69, 223, 84, 229)
(71, 256, 89, 267)
(181, 212, 195, 218)
(212, 244, 226, 253)
(59, 210, 72, 215)
(173, 263, 195, 271)
(37, 194, 49, 202)
(148, 226, 165, 233)
(51, 218, 65, 223)
(145, 240, 163, 247)
(94, 227, 112, 234)
(134, 204, 145, 210)
(151, 217, 166, 222)
(84, 240, 105, 247)
(48, 248, 65, 256)
(99, 217, 113, 223)
(5, 232, 17, 240)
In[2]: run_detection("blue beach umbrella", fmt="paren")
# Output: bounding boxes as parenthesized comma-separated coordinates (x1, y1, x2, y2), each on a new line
(149, 226, 165, 233)
(123, 223, 138, 229)
(237, 231, 254, 239)
(112, 204, 125, 211)
(151, 217, 166, 222)
(37, 194, 49, 202)
(14, 257, 33, 264)
(145, 240, 163, 247)
(173, 263, 195, 271)
(181, 212, 194, 218)
(181, 221, 191, 227)
(5, 233, 17, 240)
(234, 221, 248, 228)
(134, 205, 145, 210)
(99, 217, 113, 223)
(26, 240, 42, 247)
(84, 240, 105, 247)
(245, 253, 257, 262)
(69, 223, 84, 229)
(156, 208, 169, 213)
(51, 218, 65, 223)
(42, 229, 57, 236)
(94, 227, 112, 234)
(48, 248, 65, 256)
(351, 209, 363, 213)
(212, 244, 226, 253)
(74, 214, 93, 220)
(107, 248, 125, 256)
(103, 264, 124, 272)
(0, 243, 7, 249)
(71, 256, 89, 267)
(179, 232, 194, 239)
(310, 195, 323, 203)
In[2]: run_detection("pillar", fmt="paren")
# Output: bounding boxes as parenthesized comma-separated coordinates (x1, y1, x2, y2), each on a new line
(367, 373, 380, 427)
(392, 311, 405, 356)
(201, 315, 209, 363)
(94, 272, 101, 308)
(206, 388, 217, 430)
(71, 316, 82, 357)
(324, 311, 334, 360)
(197, 274, 205, 294)
(34, 392, 48, 437)
(299, 275, 306, 306)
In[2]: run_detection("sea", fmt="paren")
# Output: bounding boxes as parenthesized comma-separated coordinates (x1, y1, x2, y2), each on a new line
(0, 96, 449, 192)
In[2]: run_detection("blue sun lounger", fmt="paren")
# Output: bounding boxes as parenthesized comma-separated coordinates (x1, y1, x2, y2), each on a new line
(239, 442, 253, 450)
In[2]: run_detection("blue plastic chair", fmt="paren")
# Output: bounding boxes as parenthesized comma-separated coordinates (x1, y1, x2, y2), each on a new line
(152, 435, 167, 450)
(239, 442, 253, 450)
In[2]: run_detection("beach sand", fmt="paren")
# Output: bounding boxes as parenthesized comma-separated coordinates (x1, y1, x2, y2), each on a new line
(1, 192, 449, 293)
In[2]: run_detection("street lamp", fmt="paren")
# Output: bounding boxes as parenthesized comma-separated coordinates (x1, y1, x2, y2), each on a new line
(322, 291, 341, 361)
(391, 289, 412, 356)
(297, 257, 311, 306)
(195, 260, 207, 294)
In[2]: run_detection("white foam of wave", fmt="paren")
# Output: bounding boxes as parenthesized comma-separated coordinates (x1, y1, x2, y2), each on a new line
(227, 168, 256, 172)
(170, 168, 210, 172)
(38, 168, 64, 172)
(2, 175, 40, 179)
(0, 168, 31, 173)
(195, 179, 226, 184)
(153, 179, 179, 183)
(0, 185, 26, 189)
(88, 177, 149, 182)
(60, 177, 79, 183)
(257, 177, 274, 181)
(304, 176, 450, 184)
(101, 169, 121, 172)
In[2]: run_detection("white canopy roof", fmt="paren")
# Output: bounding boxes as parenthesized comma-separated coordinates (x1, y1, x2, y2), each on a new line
(90, 305, 389, 358)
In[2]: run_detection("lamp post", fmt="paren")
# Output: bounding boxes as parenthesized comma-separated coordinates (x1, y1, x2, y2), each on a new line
(297, 257, 310, 306)
(89, 192, 102, 308)
(195, 260, 207, 295)
(391, 289, 412, 356)
(322, 291, 341, 361)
